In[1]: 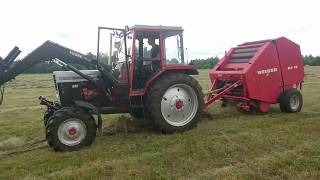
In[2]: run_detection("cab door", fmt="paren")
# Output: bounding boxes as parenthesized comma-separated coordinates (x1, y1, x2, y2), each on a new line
(131, 31, 162, 92)
(97, 27, 131, 103)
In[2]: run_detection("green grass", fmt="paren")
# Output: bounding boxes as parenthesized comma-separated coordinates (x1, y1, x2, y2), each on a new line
(0, 67, 320, 179)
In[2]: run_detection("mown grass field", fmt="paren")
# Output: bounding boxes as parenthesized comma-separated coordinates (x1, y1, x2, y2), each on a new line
(0, 66, 319, 179)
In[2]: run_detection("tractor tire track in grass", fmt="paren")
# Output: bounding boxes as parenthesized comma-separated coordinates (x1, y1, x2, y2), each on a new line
(0, 137, 46, 156)
(0, 105, 42, 113)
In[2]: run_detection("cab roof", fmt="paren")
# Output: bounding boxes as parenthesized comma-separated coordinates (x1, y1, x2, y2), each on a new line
(130, 25, 183, 31)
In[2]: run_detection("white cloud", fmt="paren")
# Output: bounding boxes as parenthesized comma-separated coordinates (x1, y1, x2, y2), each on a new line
(0, 0, 319, 59)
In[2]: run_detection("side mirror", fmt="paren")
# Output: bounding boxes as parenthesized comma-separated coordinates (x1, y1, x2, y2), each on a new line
(114, 41, 121, 50)
(112, 51, 119, 68)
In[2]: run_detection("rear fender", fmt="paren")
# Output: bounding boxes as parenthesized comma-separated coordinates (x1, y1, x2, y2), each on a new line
(143, 67, 199, 96)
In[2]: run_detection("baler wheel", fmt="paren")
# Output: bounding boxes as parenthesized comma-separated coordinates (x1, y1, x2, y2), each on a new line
(147, 73, 204, 133)
(279, 89, 303, 113)
(45, 107, 97, 151)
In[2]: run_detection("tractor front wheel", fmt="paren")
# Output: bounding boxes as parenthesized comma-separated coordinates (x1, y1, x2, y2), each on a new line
(147, 73, 204, 133)
(45, 107, 97, 151)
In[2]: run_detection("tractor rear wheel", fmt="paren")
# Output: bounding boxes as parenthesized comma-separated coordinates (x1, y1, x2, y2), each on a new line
(279, 89, 303, 113)
(45, 107, 97, 151)
(147, 73, 204, 133)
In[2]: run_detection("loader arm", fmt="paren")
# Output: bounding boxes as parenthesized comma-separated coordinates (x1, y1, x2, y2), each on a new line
(0, 40, 96, 86)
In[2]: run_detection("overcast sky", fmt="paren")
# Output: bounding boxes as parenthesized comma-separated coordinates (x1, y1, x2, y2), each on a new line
(1, 0, 319, 60)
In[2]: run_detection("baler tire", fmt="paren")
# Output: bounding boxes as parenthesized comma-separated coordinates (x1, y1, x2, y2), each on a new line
(146, 73, 204, 133)
(279, 89, 303, 113)
(45, 107, 97, 151)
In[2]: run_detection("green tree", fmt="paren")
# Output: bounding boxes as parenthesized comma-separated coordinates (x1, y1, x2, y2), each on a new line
(168, 58, 179, 64)
(190, 56, 219, 69)
(304, 55, 320, 66)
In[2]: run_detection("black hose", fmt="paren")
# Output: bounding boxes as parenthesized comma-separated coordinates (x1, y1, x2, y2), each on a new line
(0, 85, 4, 105)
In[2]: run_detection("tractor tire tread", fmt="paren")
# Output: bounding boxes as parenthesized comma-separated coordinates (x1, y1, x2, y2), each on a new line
(279, 89, 303, 113)
(45, 107, 97, 151)
(146, 73, 204, 133)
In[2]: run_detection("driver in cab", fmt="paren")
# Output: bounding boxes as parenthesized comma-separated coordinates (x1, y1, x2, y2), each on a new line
(135, 37, 160, 88)
(143, 37, 160, 66)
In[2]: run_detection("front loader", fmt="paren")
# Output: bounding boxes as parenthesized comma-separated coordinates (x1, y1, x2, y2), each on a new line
(0, 41, 96, 105)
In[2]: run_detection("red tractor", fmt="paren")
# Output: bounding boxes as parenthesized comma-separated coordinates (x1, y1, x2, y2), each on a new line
(0, 25, 304, 151)
(1, 25, 204, 151)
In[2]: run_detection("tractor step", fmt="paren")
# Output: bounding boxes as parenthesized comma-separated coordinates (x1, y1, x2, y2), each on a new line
(129, 96, 145, 109)
(130, 105, 144, 109)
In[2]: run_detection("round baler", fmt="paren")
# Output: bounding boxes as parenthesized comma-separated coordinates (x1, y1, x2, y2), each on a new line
(205, 37, 304, 113)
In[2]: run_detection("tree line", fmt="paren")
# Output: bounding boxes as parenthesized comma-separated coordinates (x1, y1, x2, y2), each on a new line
(22, 55, 320, 73)
(304, 55, 320, 66)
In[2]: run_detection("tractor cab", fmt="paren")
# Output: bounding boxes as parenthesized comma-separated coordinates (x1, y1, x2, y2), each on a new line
(97, 25, 194, 97)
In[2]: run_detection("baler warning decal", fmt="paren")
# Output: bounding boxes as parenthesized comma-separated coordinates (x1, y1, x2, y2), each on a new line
(287, 65, 298, 70)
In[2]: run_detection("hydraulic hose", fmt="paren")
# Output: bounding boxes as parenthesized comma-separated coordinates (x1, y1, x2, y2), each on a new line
(0, 85, 4, 105)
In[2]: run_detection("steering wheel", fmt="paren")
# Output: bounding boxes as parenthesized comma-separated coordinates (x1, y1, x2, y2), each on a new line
(98, 63, 118, 84)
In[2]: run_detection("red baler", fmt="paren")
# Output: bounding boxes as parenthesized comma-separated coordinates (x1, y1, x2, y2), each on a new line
(205, 37, 304, 113)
